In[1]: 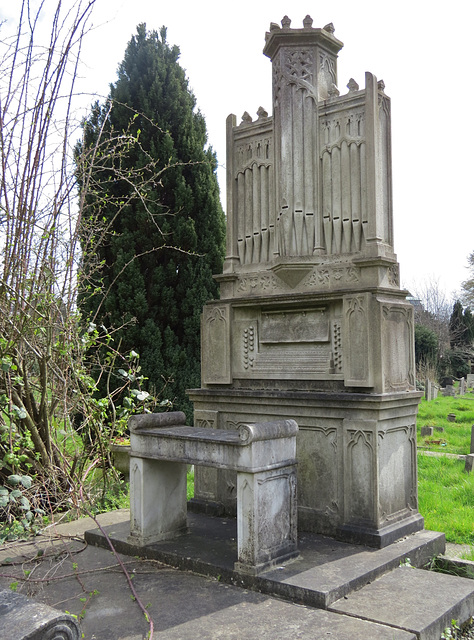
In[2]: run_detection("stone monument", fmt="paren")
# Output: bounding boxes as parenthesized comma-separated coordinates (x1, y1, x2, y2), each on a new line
(188, 15, 424, 548)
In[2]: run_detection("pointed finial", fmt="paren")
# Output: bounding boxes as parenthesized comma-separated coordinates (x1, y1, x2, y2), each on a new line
(241, 111, 252, 125)
(378, 79, 386, 93)
(323, 22, 335, 34)
(303, 15, 313, 29)
(347, 78, 359, 92)
(269, 22, 280, 32)
(281, 16, 291, 29)
(257, 106, 268, 119)
(328, 84, 340, 98)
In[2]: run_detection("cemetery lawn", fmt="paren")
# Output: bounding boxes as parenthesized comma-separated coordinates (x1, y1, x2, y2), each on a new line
(417, 393, 474, 455)
(418, 454, 474, 544)
(417, 392, 474, 544)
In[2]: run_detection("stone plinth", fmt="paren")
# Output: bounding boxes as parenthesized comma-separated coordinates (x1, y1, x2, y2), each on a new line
(189, 388, 423, 548)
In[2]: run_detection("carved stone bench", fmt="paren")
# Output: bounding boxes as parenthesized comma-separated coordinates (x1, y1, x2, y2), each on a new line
(128, 412, 298, 575)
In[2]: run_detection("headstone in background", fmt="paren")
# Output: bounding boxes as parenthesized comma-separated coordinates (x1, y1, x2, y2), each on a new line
(465, 454, 474, 474)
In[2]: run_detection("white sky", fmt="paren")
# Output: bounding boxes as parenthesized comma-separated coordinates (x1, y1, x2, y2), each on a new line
(3, 1, 473, 301)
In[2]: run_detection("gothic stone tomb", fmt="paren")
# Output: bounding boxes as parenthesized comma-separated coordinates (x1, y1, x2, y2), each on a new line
(188, 15, 424, 548)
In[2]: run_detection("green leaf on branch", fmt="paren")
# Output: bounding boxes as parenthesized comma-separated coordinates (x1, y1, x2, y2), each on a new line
(20, 476, 32, 489)
(12, 405, 27, 420)
(131, 390, 149, 401)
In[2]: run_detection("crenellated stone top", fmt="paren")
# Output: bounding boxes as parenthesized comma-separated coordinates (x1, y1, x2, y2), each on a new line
(221, 18, 397, 300)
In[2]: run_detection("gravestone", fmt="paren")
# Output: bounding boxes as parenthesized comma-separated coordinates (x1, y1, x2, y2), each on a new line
(420, 426, 433, 437)
(188, 15, 423, 548)
(425, 379, 431, 401)
(443, 385, 456, 397)
(465, 454, 474, 474)
(460, 377, 466, 396)
(425, 378, 438, 401)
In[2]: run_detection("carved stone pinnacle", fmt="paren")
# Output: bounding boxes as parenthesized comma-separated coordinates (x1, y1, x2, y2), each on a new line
(303, 15, 313, 29)
(281, 16, 291, 29)
(347, 78, 359, 92)
(241, 111, 252, 125)
(323, 22, 335, 34)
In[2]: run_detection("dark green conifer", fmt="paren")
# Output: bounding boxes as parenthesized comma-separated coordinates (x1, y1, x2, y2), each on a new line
(79, 24, 225, 419)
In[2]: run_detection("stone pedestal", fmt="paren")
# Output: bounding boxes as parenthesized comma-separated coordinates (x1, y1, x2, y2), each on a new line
(189, 16, 424, 548)
(189, 388, 423, 548)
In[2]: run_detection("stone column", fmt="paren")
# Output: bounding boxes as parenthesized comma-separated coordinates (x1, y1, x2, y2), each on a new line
(263, 17, 343, 257)
(235, 464, 298, 574)
(129, 457, 187, 545)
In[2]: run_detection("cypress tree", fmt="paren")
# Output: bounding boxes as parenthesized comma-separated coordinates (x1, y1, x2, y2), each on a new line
(79, 24, 225, 419)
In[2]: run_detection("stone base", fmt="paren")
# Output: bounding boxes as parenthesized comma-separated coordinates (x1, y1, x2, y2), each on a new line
(235, 548, 299, 575)
(189, 387, 423, 547)
(337, 513, 425, 548)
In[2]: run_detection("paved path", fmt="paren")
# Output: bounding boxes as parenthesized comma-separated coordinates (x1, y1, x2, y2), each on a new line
(0, 510, 472, 639)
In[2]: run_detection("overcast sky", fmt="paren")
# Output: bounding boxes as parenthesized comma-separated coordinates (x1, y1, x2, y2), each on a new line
(3, 1, 473, 301)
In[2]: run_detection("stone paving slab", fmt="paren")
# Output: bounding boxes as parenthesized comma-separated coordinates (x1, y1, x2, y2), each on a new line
(0, 510, 470, 640)
(160, 598, 417, 640)
(0, 519, 416, 640)
(85, 510, 445, 608)
(330, 565, 474, 640)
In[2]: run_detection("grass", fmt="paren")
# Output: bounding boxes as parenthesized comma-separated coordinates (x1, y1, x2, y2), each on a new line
(417, 389, 474, 546)
(187, 466, 194, 500)
(417, 392, 474, 455)
(418, 454, 474, 544)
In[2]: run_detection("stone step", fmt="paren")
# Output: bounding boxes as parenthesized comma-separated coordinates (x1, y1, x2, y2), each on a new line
(86, 511, 445, 609)
(86, 512, 474, 637)
(329, 565, 474, 640)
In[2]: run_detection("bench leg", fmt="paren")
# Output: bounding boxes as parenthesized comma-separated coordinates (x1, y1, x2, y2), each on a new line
(235, 464, 298, 575)
(129, 457, 187, 545)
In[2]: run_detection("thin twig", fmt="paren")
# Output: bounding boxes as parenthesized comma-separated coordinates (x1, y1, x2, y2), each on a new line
(80, 461, 154, 638)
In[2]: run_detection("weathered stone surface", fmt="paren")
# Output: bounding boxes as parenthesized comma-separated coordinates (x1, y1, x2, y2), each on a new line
(0, 589, 81, 640)
(129, 418, 298, 573)
(330, 566, 474, 640)
(421, 426, 434, 437)
(190, 388, 423, 547)
(189, 16, 423, 548)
